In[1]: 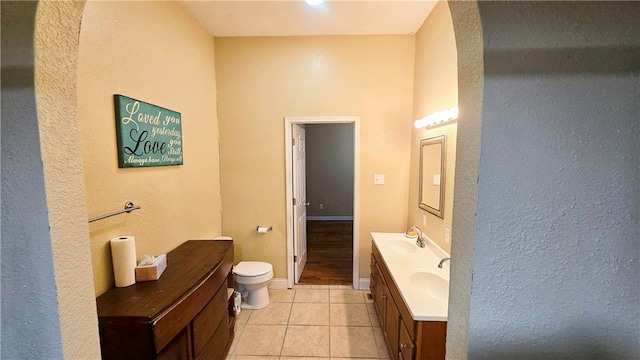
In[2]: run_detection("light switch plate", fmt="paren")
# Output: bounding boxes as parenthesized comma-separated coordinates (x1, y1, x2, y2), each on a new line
(374, 174, 385, 185)
(423, 214, 427, 227)
(445, 228, 451, 244)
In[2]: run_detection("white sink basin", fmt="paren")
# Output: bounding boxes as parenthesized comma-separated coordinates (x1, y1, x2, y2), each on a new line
(391, 240, 417, 254)
(410, 272, 449, 301)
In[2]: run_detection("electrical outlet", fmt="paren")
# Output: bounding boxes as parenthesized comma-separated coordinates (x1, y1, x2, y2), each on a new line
(319, 203, 324, 210)
(445, 228, 451, 244)
(422, 214, 427, 227)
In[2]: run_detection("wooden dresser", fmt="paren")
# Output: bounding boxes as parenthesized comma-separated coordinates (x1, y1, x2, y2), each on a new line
(96, 239, 235, 360)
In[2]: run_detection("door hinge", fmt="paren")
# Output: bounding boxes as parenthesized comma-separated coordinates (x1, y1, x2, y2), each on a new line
(294, 255, 298, 262)
(293, 197, 297, 206)
(292, 137, 296, 146)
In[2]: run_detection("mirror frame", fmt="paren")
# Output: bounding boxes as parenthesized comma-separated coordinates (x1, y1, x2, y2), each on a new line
(419, 135, 446, 218)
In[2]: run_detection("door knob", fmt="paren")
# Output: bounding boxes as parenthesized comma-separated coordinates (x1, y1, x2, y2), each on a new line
(400, 343, 408, 349)
(304, 202, 310, 206)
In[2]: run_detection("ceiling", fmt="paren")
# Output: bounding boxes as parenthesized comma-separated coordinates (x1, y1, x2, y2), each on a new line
(179, 0, 438, 37)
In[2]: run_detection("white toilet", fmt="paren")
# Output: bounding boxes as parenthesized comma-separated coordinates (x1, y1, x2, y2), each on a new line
(233, 261, 273, 309)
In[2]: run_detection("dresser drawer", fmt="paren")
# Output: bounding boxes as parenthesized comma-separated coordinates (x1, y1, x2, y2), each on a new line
(192, 282, 229, 357)
(196, 313, 231, 360)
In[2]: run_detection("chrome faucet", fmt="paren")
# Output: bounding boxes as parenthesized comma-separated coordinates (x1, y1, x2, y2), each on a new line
(437, 257, 451, 268)
(405, 226, 426, 248)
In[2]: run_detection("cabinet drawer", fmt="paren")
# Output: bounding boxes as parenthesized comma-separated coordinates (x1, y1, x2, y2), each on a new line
(196, 313, 231, 360)
(192, 282, 229, 357)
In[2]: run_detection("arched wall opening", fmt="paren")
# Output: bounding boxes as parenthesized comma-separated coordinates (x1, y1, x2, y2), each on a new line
(30, 1, 488, 358)
(33, 1, 101, 359)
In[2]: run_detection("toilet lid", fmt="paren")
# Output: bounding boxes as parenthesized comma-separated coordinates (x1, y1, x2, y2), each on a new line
(233, 261, 273, 277)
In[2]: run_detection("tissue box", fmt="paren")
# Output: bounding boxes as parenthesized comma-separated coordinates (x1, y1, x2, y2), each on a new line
(135, 254, 167, 282)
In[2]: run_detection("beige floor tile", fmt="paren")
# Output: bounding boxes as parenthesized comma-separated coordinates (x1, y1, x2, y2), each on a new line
(293, 289, 329, 303)
(337, 285, 353, 290)
(289, 303, 330, 325)
(330, 326, 379, 358)
(247, 302, 291, 325)
(372, 326, 391, 359)
(331, 358, 379, 360)
(293, 284, 312, 289)
(228, 323, 245, 355)
(233, 324, 286, 356)
(330, 303, 371, 326)
(235, 309, 252, 326)
(282, 357, 329, 360)
(229, 356, 279, 360)
(329, 285, 340, 289)
(269, 289, 295, 303)
(281, 325, 330, 357)
(366, 303, 380, 327)
(330, 289, 366, 303)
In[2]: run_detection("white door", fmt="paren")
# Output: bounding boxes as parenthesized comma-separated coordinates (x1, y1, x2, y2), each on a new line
(292, 124, 308, 283)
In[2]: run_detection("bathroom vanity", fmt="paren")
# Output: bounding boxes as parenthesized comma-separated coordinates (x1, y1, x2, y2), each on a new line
(370, 233, 449, 360)
(96, 239, 235, 360)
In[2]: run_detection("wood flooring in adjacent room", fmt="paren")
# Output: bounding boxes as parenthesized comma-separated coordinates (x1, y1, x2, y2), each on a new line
(298, 220, 353, 285)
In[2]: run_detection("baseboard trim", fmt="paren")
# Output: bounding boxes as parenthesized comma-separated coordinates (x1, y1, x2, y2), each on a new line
(358, 278, 370, 291)
(306, 216, 354, 221)
(269, 278, 288, 289)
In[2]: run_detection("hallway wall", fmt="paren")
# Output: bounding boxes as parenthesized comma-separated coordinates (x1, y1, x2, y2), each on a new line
(468, 2, 640, 358)
(306, 123, 355, 218)
(1, 2, 64, 358)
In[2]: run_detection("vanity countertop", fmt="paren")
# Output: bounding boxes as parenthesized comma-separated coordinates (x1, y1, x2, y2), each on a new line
(371, 232, 450, 321)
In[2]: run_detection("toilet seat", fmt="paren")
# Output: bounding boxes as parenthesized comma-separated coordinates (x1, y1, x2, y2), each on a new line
(233, 261, 272, 277)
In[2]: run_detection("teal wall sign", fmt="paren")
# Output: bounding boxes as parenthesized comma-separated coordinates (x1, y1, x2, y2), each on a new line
(114, 95, 183, 168)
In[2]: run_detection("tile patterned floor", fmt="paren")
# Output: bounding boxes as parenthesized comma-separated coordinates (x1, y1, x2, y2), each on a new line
(226, 285, 390, 360)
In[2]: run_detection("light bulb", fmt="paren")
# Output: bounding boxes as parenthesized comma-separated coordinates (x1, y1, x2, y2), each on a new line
(305, 0, 325, 5)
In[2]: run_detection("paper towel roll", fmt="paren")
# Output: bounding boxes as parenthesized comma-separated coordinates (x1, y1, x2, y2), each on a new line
(111, 236, 137, 287)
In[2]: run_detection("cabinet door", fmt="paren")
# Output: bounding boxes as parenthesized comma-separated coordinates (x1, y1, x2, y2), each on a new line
(370, 254, 376, 303)
(373, 264, 387, 328)
(157, 327, 191, 360)
(399, 321, 416, 360)
(384, 296, 400, 360)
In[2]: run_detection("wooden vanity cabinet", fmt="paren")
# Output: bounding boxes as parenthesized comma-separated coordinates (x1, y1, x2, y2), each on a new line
(370, 242, 446, 360)
(97, 240, 235, 360)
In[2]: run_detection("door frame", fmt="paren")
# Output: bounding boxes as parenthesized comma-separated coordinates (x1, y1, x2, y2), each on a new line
(284, 116, 360, 289)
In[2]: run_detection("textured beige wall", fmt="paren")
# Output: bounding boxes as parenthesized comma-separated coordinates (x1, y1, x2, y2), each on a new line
(215, 36, 415, 279)
(34, 1, 102, 358)
(446, 1, 484, 358)
(408, 1, 458, 253)
(77, 1, 221, 296)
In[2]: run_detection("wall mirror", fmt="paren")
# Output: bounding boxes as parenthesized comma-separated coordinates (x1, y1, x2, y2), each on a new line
(419, 135, 446, 218)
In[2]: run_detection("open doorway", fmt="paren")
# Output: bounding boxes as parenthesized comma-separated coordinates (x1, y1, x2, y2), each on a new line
(300, 123, 354, 285)
(284, 117, 360, 289)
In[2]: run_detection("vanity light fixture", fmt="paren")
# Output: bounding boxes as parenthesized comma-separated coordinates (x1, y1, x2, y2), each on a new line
(305, 0, 325, 5)
(414, 106, 459, 129)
